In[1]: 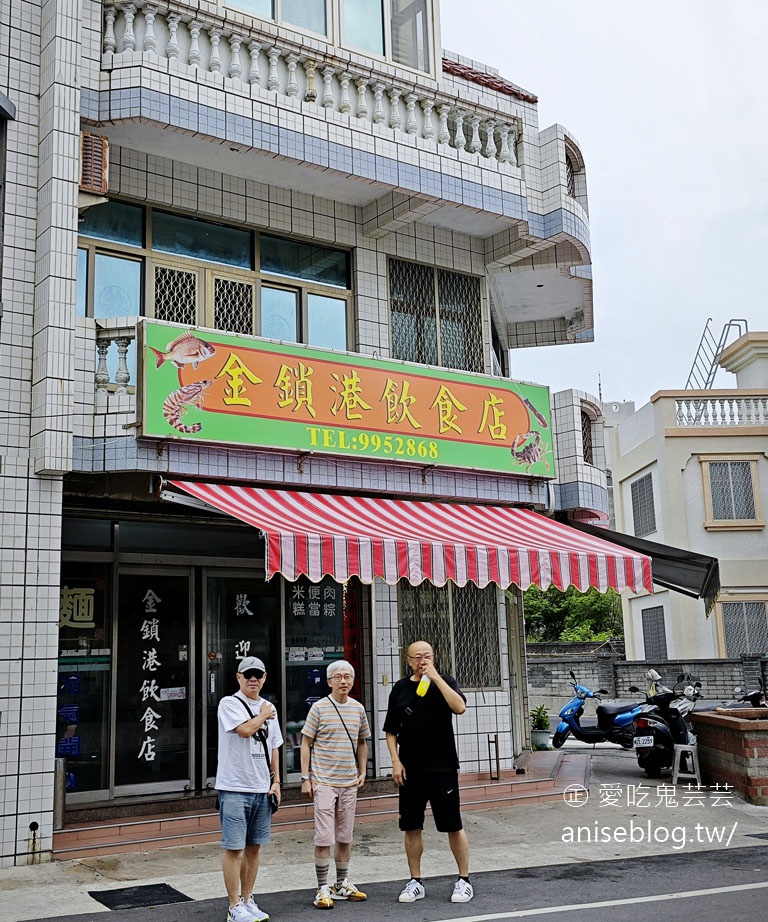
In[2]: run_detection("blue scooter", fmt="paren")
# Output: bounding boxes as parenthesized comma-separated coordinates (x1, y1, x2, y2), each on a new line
(552, 670, 644, 750)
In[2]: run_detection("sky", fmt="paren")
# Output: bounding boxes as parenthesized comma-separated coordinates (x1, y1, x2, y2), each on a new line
(439, 1, 768, 407)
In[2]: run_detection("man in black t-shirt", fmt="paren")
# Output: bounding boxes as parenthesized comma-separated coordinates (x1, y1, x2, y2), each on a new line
(383, 640, 473, 904)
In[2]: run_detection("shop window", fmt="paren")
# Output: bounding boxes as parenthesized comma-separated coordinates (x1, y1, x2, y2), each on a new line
(283, 0, 326, 34)
(153, 211, 252, 270)
(641, 605, 667, 660)
(94, 252, 143, 318)
(391, 0, 430, 72)
(722, 601, 768, 656)
(57, 564, 112, 795)
(260, 234, 349, 289)
(307, 293, 348, 350)
(77, 203, 353, 352)
(399, 582, 501, 690)
(701, 456, 763, 530)
(342, 0, 385, 55)
(79, 200, 144, 247)
(390, 259, 484, 373)
(630, 473, 656, 537)
(76, 248, 88, 317)
(262, 285, 299, 342)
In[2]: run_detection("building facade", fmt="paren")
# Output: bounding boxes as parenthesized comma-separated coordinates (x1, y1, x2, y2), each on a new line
(604, 332, 768, 661)
(0, 0, 612, 865)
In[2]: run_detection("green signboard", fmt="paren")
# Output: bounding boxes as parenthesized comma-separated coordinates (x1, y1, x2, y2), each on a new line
(139, 320, 554, 477)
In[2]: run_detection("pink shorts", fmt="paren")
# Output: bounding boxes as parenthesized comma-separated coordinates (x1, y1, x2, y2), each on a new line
(313, 783, 359, 846)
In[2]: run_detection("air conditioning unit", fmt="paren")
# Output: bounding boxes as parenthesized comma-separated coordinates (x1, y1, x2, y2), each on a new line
(80, 132, 109, 195)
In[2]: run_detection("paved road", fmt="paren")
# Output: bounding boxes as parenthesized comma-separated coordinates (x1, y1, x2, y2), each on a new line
(32, 845, 768, 922)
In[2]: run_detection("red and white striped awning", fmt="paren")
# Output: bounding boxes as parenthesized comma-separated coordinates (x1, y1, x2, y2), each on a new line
(168, 481, 653, 593)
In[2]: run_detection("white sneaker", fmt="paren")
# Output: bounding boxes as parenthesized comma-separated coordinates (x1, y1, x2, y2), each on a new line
(451, 879, 474, 903)
(313, 884, 333, 909)
(398, 878, 425, 902)
(243, 896, 269, 921)
(229, 899, 267, 922)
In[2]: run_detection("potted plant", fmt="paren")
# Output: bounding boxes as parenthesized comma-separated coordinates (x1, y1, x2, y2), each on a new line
(530, 705, 551, 750)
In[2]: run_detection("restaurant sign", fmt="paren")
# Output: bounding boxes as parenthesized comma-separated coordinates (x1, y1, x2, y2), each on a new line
(139, 320, 554, 477)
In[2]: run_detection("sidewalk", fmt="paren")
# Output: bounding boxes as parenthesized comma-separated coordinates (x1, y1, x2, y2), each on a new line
(2, 745, 767, 921)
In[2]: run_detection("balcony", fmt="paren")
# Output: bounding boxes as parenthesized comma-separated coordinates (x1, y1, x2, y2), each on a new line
(652, 391, 768, 431)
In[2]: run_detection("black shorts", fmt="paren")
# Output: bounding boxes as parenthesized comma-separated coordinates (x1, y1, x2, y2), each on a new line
(398, 769, 462, 833)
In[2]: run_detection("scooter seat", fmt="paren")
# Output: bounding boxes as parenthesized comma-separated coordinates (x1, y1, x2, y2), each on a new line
(597, 702, 638, 718)
(595, 702, 640, 730)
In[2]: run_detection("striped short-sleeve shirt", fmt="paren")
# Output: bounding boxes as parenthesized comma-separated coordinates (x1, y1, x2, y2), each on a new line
(302, 696, 371, 787)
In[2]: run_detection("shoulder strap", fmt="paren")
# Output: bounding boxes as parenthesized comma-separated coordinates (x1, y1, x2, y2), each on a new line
(235, 695, 274, 780)
(326, 695, 358, 760)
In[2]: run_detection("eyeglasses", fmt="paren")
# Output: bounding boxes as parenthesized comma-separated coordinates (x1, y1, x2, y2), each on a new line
(407, 653, 433, 662)
(241, 670, 265, 680)
(330, 674, 354, 682)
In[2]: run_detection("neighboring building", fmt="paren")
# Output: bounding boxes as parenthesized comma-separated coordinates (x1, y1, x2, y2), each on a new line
(604, 332, 768, 661)
(0, 0, 644, 866)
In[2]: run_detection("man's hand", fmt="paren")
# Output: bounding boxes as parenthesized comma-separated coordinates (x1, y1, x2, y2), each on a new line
(257, 703, 276, 728)
(392, 759, 406, 787)
(418, 659, 440, 683)
(301, 778, 313, 800)
(357, 771, 366, 789)
(269, 780, 281, 805)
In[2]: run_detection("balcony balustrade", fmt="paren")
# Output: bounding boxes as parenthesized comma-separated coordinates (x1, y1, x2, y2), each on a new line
(674, 394, 768, 428)
(101, 2, 522, 168)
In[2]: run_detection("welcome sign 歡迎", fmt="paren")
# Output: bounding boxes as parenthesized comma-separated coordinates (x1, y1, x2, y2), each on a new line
(139, 320, 554, 477)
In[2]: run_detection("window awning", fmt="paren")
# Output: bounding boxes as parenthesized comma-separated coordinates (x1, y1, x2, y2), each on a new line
(165, 481, 653, 594)
(566, 519, 720, 614)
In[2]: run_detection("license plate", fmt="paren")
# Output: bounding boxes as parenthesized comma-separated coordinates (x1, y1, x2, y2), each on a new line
(634, 735, 654, 748)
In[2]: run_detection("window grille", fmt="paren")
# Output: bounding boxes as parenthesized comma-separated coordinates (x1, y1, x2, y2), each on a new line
(213, 278, 254, 334)
(709, 461, 756, 520)
(390, 260, 438, 366)
(723, 601, 768, 655)
(153, 265, 197, 325)
(565, 153, 576, 198)
(399, 582, 451, 674)
(399, 582, 501, 689)
(452, 584, 502, 688)
(631, 473, 656, 537)
(641, 605, 668, 660)
(436, 269, 484, 373)
(390, 260, 483, 373)
(581, 409, 594, 465)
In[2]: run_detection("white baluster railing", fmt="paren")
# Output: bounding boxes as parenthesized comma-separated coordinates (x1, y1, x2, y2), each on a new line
(674, 396, 768, 427)
(95, 328, 137, 394)
(101, 3, 523, 168)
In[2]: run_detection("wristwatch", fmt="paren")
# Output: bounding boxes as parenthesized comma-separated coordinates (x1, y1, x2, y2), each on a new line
(301, 775, 310, 782)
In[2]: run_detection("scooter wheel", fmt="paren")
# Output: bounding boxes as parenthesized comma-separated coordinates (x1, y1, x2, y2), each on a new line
(641, 754, 666, 779)
(552, 729, 570, 749)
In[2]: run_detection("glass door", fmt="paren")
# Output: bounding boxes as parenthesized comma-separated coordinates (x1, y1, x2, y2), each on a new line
(204, 574, 282, 786)
(114, 569, 193, 795)
(57, 563, 112, 802)
(283, 577, 362, 780)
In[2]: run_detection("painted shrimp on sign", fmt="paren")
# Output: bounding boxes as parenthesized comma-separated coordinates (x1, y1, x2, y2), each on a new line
(139, 320, 555, 478)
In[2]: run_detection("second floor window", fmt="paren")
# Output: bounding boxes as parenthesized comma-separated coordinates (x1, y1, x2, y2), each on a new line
(700, 455, 763, 530)
(77, 202, 352, 351)
(389, 259, 484, 373)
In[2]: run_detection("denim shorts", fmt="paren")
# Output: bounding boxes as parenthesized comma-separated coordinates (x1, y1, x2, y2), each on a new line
(218, 791, 272, 850)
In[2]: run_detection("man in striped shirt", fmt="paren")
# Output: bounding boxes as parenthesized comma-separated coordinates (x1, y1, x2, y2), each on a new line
(300, 660, 371, 910)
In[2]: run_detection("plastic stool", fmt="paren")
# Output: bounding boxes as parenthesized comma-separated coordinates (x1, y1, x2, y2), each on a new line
(672, 743, 701, 785)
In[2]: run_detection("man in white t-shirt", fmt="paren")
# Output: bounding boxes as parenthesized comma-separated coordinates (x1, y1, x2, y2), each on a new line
(216, 656, 283, 922)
